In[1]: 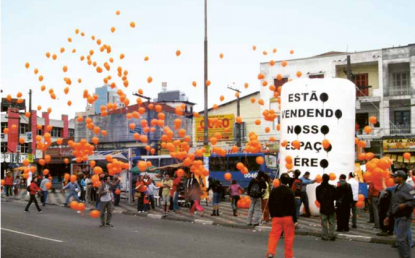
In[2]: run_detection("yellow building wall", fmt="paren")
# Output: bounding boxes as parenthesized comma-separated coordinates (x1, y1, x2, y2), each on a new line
(336, 63, 379, 96)
(193, 92, 261, 147)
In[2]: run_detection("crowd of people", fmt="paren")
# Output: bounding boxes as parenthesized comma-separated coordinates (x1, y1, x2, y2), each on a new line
(265, 169, 415, 258)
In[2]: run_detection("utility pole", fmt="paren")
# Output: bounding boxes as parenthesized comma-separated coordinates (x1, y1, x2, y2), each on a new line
(227, 84, 241, 147)
(203, 0, 209, 149)
(28, 89, 33, 156)
(346, 55, 354, 82)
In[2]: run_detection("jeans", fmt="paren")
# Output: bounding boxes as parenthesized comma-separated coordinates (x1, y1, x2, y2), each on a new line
(212, 192, 221, 205)
(42, 191, 48, 205)
(267, 216, 295, 258)
(395, 217, 412, 258)
(295, 198, 302, 220)
(25, 194, 42, 212)
(301, 192, 311, 216)
(247, 197, 262, 225)
(65, 191, 80, 205)
(351, 201, 357, 226)
(231, 196, 240, 211)
(148, 195, 155, 209)
(371, 197, 380, 228)
(321, 213, 336, 239)
(86, 186, 92, 203)
(173, 191, 180, 211)
(100, 201, 112, 225)
(5, 185, 13, 196)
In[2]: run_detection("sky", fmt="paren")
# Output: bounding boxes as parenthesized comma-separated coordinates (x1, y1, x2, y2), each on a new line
(1, 0, 415, 120)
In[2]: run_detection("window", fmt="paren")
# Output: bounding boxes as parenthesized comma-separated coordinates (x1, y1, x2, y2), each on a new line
(160, 158, 172, 167)
(354, 74, 369, 97)
(274, 78, 288, 88)
(393, 72, 409, 87)
(20, 124, 29, 135)
(209, 157, 226, 172)
(1, 142, 7, 153)
(392, 111, 410, 134)
(265, 154, 278, 168)
(37, 126, 43, 136)
(355, 113, 368, 134)
(309, 74, 324, 79)
(147, 158, 160, 168)
(242, 156, 260, 171)
(228, 157, 240, 172)
(69, 129, 75, 137)
(51, 127, 62, 137)
(18, 143, 29, 153)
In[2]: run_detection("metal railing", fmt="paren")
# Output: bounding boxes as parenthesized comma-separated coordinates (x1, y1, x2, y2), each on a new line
(385, 85, 414, 96)
(390, 125, 411, 135)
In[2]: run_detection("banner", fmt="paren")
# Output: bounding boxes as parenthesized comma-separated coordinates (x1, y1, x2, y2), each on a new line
(195, 114, 234, 142)
(382, 138, 415, 152)
(279, 78, 356, 215)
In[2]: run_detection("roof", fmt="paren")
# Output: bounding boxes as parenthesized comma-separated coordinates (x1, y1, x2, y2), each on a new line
(313, 51, 346, 57)
(198, 91, 260, 113)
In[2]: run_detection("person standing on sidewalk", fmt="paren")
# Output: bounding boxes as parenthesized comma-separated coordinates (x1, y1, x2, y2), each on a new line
(62, 180, 81, 206)
(161, 174, 173, 214)
(85, 175, 92, 203)
(228, 180, 243, 216)
(80, 174, 86, 202)
(300, 171, 315, 217)
(208, 178, 223, 216)
(247, 171, 266, 226)
(24, 177, 42, 213)
(147, 181, 159, 210)
(290, 170, 303, 221)
(172, 172, 182, 212)
(99, 175, 113, 227)
(261, 173, 271, 223)
(316, 174, 336, 241)
(336, 174, 353, 232)
(4, 171, 13, 196)
(13, 176, 20, 196)
(39, 176, 50, 206)
(111, 176, 121, 207)
(385, 171, 415, 258)
(348, 172, 359, 229)
(266, 173, 297, 258)
(368, 180, 381, 229)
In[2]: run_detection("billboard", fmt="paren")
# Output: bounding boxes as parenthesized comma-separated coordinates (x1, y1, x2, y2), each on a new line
(195, 114, 234, 142)
(382, 137, 415, 152)
(279, 78, 356, 214)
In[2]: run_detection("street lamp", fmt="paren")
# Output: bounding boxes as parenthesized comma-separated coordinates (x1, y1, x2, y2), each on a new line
(203, 0, 209, 149)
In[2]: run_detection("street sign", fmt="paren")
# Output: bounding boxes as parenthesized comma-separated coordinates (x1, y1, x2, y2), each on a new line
(28, 153, 34, 163)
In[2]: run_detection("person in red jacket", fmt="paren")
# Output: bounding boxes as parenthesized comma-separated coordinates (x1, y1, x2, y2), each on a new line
(24, 177, 42, 213)
(4, 171, 14, 196)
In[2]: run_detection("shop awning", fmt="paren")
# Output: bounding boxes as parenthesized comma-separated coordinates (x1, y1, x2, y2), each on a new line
(148, 163, 183, 171)
(130, 165, 159, 175)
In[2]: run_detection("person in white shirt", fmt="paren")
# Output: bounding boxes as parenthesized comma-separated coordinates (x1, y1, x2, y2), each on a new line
(348, 172, 359, 229)
(98, 176, 113, 227)
(406, 170, 414, 187)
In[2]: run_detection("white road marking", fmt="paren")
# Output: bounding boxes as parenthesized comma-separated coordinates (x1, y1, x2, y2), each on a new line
(1, 228, 64, 243)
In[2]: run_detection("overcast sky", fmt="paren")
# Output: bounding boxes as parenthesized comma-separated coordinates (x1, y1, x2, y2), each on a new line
(2, 0, 414, 119)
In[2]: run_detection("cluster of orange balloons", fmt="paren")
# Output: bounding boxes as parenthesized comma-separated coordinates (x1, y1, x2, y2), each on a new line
(363, 157, 394, 190)
(237, 196, 251, 209)
(243, 132, 261, 153)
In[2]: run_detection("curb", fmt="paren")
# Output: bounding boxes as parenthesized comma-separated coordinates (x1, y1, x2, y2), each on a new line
(195, 219, 214, 225)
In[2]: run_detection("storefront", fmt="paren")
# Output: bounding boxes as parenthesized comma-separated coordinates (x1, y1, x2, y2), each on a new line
(382, 136, 415, 171)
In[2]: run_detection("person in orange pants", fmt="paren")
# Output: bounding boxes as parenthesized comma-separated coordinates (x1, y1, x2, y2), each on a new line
(266, 173, 297, 258)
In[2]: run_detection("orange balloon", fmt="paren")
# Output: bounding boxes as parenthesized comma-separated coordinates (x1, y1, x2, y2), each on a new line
(130, 21, 135, 28)
(224, 172, 232, 181)
(403, 152, 411, 161)
(256, 156, 264, 165)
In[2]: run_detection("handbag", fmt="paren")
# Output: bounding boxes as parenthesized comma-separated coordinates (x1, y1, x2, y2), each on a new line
(134, 192, 142, 198)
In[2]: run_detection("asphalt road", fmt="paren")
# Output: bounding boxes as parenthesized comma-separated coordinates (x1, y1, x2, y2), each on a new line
(1, 200, 399, 258)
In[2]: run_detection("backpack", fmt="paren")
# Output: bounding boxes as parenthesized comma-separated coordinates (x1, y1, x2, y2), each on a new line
(249, 181, 262, 198)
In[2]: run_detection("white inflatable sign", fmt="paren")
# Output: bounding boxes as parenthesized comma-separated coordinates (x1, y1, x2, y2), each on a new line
(279, 78, 356, 215)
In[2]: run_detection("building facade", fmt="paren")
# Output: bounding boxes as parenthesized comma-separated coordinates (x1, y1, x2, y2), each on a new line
(1, 102, 75, 177)
(259, 44, 415, 169)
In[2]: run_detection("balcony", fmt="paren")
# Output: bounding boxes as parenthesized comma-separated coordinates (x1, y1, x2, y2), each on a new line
(390, 124, 411, 135)
(385, 85, 414, 97)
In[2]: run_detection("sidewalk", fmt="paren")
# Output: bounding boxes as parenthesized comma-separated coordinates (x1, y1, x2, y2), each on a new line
(4, 190, 414, 245)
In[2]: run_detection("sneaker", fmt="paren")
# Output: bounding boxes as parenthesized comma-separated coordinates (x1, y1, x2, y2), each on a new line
(77, 211, 81, 214)
(106, 223, 113, 227)
(24, 210, 29, 213)
(329, 237, 336, 241)
(99, 224, 105, 228)
(267, 254, 274, 258)
(321, 237, 329, 241)
(38, 210, 42, 214)
(253, 224, 260, 227)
